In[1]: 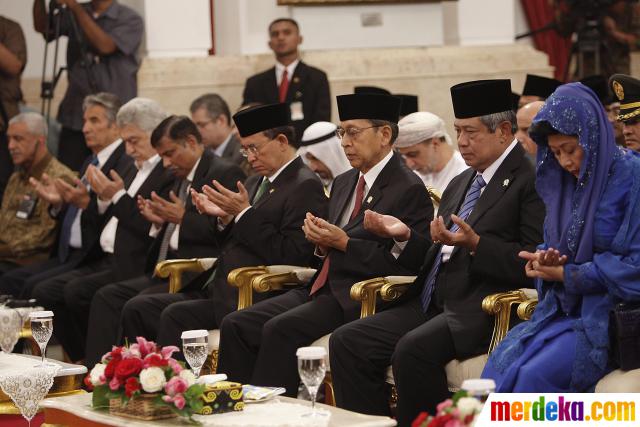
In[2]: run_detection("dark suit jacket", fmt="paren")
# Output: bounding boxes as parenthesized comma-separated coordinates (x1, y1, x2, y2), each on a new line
(221, 133, 253, 178)
(144, 149, 247, 274)
(397, 143, 545, 357)
(314, 153, 432, 317)
(205, 156, 327, 323)
(56, 142, 136, 267)
(242, 61, 331, 144)
(109, 161, 175, 280)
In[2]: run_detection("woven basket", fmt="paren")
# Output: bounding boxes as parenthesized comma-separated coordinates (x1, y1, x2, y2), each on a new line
(109, 393, 177, 421)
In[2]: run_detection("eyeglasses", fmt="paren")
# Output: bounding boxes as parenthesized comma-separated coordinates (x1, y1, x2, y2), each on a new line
(239, 138, 276, 158)
(335, 125, 384, 140)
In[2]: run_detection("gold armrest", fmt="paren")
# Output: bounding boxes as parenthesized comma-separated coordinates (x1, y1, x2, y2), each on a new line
(380, 276, 417, 302)
(350, 275, 417, 318)
(427, 186, 442, 206)
(154, 258, 217, 293)
(252, 266, 316, 294)
(227, 266, 268, 310)
(517, 297, 539, 321)
(481, 289, 534, 354)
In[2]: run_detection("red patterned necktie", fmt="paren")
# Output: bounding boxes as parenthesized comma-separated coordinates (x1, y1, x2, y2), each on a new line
(310, 175, 366, 295)
(279, 69, 289, 103)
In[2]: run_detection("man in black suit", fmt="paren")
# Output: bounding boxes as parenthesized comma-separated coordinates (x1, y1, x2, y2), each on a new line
(242, 18, 330, 144)
(119, 103, 327, 351)
(0, 93, 135, 299)
(216, 94, 433, 397)
(83, 115, 246, 367)
(190, 93, 252, 177)
(329, 80, 545, 426)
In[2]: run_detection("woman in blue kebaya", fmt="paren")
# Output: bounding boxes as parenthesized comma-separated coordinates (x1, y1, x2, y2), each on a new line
(482, 82, 640, 392)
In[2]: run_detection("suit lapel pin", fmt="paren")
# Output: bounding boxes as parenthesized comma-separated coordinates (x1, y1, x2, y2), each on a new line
(293, 77, 300, 84)
(367, 196, 373, 204)
(269, 188, 275, 194)
(503, 179, 510, 187)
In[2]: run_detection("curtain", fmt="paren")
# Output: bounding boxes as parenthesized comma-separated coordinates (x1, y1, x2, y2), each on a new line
(520, 0, 573, 81)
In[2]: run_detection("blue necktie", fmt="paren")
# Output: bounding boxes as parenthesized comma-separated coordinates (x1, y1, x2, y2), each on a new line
(57, 156, 99, 262)
(420, 174, 486, 312)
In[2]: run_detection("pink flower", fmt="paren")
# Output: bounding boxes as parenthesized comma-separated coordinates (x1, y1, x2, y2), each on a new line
(122, 344, 142, 359)
(162, 393, 186, 410)
(135, 337, 157, 357)
(164, 377, 188, 396)
(168, 358, 183, 374)
(436, 399, 453, 414)
(161, 345, 179, 360)
(109, 376, 121, 391)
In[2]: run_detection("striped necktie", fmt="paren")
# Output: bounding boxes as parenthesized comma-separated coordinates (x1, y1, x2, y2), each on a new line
(420, 174, 486, 312)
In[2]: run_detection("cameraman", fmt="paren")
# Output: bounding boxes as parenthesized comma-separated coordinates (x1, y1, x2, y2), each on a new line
(554, 0, 640, 76)
(33, 0, 143, 172)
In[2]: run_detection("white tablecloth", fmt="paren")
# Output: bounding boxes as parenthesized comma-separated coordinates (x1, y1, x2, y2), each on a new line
(0, 306, 41, 353)
(41, 393, 397, 427)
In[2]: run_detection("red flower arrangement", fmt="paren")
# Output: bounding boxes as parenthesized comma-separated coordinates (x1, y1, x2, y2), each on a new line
(86, 337, 205, 422)
(412, 391, 483, 427)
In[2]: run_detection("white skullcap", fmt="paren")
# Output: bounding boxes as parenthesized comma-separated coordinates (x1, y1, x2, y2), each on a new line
(395, 112, 452, 148)
(298, 122, 351, 179)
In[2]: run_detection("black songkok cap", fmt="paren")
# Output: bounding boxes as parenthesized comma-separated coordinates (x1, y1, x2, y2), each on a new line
(450, 79, 513, 119)
(337, 94, 402, 123)
(354, 86, 392, 96)
(580, 75, 613, 106)
(511, 92, 521, 112)
(395, 94, 419, 116)
(610, 74, 640, 122)
(522, 74, 562, 99)
(232, 103, 290, 137)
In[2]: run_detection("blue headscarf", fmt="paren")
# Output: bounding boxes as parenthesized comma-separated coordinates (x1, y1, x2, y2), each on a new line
(531, 82, 621, 266)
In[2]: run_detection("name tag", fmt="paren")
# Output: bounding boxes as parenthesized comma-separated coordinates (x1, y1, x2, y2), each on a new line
(16, 194, 37, 219)
(290, 101, 304, 121)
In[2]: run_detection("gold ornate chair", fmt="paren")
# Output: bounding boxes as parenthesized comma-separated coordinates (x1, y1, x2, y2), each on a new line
(154, 259, 317, 375)
(514, 291, 640, 393)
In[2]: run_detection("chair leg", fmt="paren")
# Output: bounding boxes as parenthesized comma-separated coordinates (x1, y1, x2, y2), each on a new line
(323, 372, 336, 406)
(210, 349, 219, 374)
(387, 383, 398, 417)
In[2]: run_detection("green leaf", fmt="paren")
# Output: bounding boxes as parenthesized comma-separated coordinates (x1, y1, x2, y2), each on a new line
(451, 390, 469, 404)
(91, 386, 110, 409)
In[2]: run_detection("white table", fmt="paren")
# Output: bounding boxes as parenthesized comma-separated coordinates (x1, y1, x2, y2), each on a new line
(41, 392, 397, 427)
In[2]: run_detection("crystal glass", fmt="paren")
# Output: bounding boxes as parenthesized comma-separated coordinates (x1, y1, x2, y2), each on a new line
(181, 329, 208, 379)
(296, 346, 328, 418)
(461, 378, 495, 403)
(29, 311, 54, 367)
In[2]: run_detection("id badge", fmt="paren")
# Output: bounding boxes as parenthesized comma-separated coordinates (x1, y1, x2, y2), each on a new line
(290, 101, 304, 121)
(16, 194, 37, 219)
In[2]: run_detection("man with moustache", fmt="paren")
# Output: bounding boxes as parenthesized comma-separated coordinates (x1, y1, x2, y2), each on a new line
(83, 114, 245, 367)
(610, 74, 640, 152)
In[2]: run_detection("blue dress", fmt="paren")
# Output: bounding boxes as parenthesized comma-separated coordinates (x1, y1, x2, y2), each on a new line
(482, 138, 640, 392)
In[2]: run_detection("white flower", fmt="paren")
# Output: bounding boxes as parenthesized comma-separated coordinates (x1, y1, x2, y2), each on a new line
(89, 363, 107, 386)
(457, 397, 482, 417)
(179, 369, 196, 387)
(139, 367, 167, 393)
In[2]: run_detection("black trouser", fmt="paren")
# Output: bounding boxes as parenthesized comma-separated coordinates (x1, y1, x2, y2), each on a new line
(84, 275, 166, 368)
(330, 298, 455, 427)
(217, 286, 358, 396)
(0, 250, 83, 298)
(31, 257, 116, 361)
(120, 291, 205, 347)
(58, 126, 90, 172)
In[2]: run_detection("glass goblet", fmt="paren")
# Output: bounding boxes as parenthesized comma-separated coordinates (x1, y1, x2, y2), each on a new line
(29, 311, 54, 367)
(181, 329, 208, 379)
(296, 346, 328, 418)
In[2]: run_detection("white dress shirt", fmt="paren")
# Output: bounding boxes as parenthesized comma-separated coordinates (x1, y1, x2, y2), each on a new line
(99, 155, 161, 254)
(275, 59, 299, 87)
(68, 139, 123, 249)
